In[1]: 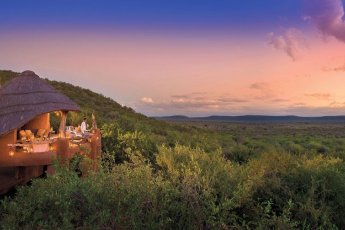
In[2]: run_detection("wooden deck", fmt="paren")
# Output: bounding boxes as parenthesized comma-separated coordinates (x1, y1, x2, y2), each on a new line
(0, 168, 19, 194)
(0, 131, 101, 195)
(0, 151, 57, 167)
(0, 176, 20, 194)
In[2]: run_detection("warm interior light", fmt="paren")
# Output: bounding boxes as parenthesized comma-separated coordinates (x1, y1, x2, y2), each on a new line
(9, 150, 15, 157)
(26, 147, 33, 153)
(49, 145, 55, 151)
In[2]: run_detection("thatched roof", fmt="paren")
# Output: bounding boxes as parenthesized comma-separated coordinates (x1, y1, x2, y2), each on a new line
(0, 71, 80, 136)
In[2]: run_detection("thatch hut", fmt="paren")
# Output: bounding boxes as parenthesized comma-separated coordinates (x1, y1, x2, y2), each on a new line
(0, 71, 101, 194)
(0, 70, 80, 136)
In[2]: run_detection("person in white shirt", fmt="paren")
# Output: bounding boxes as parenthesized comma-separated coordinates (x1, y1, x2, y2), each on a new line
(80, 117, 89, 137)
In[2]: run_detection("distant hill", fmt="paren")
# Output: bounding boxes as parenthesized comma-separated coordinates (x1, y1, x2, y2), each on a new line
(158, 115, 190, 120)
(156, 115, 345, 123)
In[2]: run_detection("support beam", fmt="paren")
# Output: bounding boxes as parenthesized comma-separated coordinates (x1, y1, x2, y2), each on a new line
(58, 111, 67, 138)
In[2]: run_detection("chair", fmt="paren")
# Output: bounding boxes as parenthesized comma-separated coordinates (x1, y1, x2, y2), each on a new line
(25, 130, 34, 142)
(36, 129, 46, 140)
(19, 130, 27, 142)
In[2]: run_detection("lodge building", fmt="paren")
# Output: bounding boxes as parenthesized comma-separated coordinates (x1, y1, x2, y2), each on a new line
(0, 71, 101, 194)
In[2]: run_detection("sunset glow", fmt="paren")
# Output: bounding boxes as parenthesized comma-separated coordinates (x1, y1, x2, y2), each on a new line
(1, 0, 345, 116)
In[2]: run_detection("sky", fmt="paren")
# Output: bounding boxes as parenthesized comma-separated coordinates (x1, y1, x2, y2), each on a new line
(1, 0, 345, 116)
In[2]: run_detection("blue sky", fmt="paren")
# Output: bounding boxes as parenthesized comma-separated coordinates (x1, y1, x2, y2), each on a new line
(2, 0, 345, 116)
(0, 0, 303, 33)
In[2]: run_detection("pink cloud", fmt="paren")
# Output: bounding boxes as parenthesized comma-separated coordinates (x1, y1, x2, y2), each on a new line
(304, 0, 345, 42)
(323, 63, 345, 72)
(140, 97, 154, 104)
(332, 64, 345, 71)
(267, 28, 305, 61)
(138, 90, 293, 115)
(249, 82, 268, 90)
(305, 93, 332, 100)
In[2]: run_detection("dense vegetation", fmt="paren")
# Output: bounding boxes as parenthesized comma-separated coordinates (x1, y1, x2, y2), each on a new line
(1, 70, 345, 229)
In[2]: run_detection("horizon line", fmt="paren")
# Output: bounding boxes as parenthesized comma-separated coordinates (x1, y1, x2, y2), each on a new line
(152, 114, 345, 118)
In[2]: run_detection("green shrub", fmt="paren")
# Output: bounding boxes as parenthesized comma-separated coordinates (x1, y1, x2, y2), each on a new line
(101, 122, 157, 165)
(1, 148, 345, 229)
(0, 164, 171, 229)
(224, 144, 256, 164)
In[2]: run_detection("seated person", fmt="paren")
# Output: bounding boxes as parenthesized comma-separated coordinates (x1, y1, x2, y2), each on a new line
(81, 117, 90, 138)
(65, 126, 75, 139)
(70, 126, 83, 138)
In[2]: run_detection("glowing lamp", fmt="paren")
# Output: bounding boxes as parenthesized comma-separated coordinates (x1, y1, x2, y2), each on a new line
(9, 150, 15, 157)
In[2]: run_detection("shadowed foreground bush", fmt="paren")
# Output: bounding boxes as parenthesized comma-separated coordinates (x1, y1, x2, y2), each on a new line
(1, 146, 345, 229)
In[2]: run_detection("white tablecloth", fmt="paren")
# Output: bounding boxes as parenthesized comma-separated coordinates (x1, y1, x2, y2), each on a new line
(32, 143, 49, 152)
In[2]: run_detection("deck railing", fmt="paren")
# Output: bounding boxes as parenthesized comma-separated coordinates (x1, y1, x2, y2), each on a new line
(1, 129, 101, 167)
(0, 129, 101, 194)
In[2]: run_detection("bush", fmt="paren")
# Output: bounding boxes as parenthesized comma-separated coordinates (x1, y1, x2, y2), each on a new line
(0, 164, 172, 229)
(1, 144, 345, 229)
(101, 122, 157, 165)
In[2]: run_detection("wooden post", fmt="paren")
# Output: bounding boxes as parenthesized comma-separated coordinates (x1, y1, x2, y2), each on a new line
(58, 111, 67, 138)
(90, 129, 102, 170)
(57, 138, 70, 165)
(14, 166, 25, 180)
